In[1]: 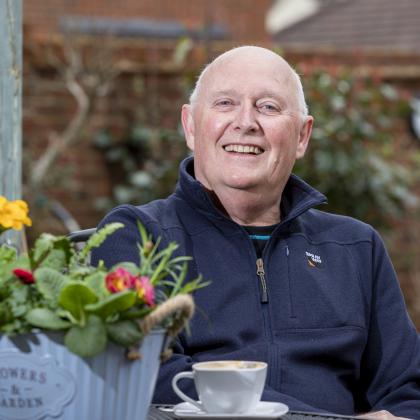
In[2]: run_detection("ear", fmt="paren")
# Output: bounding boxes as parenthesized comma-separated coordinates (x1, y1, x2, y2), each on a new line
(295, 115, 313, 160)
(181, 104, 195, 151)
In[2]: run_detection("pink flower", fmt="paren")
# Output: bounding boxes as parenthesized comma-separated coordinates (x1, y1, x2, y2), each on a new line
(105, 269, 155, 306)
(13, 268, 35, 284)
(105, 267, 137, 293)
(135, 276, 155, 307)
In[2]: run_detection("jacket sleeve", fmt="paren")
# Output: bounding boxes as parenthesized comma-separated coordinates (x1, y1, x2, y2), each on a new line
(91, 205, 145, 268)
(361, 230, 420, 418)
(153, 336, 327, 413)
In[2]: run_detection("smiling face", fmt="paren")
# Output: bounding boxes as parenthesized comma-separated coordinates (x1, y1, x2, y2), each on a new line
(182, 47, 313, 201)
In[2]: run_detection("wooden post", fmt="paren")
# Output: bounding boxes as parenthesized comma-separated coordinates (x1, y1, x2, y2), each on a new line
(0, 0, 23, 247)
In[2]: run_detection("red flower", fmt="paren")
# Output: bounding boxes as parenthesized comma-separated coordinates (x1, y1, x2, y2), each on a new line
(13, 268, 35, 284)
(105, 267, 137, 293)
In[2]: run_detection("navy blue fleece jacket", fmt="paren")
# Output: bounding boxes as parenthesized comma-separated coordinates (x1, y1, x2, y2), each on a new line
(92, 157, 420, 418)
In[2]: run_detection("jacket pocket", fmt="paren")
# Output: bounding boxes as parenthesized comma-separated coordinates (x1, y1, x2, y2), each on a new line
(271, 239, 367, 330)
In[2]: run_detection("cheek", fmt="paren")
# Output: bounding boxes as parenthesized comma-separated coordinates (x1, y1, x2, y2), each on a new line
(267, 123, 297, 149)
(200, 114, 230, 141)
(267, 124, 300, 161)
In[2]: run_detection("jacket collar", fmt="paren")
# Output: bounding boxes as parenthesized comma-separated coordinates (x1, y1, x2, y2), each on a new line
(175, 156, 327, 229)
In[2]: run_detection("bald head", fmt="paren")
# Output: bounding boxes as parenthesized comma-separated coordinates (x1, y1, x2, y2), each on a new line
(189, 46, 308, 116)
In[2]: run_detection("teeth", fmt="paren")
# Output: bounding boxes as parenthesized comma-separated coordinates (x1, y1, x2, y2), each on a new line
(224, 144, 263, 154)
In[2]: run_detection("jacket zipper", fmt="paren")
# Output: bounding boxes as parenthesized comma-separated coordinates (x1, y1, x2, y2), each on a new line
(256, 258, 268, 303)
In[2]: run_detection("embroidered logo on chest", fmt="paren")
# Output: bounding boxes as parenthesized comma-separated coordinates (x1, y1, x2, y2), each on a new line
(305, 251, 324, 269)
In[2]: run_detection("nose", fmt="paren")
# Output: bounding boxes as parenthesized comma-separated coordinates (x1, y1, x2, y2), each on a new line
(233, 103, 259, 134)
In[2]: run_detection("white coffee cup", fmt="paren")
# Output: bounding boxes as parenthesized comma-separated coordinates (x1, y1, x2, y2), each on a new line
(171, 360, 267, 414)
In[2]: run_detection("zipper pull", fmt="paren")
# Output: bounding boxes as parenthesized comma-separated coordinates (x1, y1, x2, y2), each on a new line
(256, 258, 268, 303)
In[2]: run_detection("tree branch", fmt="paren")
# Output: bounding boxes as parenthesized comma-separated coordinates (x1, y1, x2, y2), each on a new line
(29, 39, 118, 191)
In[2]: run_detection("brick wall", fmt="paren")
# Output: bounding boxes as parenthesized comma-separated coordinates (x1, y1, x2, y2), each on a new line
(23, 0, 272, 42)
(22, 36, 209, 234)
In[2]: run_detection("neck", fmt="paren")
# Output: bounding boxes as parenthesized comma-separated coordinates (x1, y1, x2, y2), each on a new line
(208, 187, 282, 226)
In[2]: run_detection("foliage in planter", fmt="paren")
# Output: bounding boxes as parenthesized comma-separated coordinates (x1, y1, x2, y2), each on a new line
(93, 123, 189, 211)
(0, 196, 208, 357)
(296, 69, 419, 228)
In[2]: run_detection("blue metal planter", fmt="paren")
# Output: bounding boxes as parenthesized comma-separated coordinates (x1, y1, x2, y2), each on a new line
(0, 329, 167, 420)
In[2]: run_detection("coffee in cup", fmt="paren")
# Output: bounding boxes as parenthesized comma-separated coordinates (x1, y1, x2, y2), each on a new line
(171, 360, 267, 414)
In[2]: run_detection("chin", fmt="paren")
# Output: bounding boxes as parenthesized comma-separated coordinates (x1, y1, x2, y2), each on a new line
(223, 179, 260, 191)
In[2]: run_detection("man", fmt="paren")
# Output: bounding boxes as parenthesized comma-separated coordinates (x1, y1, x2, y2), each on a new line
(92, 46, 420, 419)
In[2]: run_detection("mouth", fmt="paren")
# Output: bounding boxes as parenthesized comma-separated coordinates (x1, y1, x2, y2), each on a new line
(223, 144, 264, 155)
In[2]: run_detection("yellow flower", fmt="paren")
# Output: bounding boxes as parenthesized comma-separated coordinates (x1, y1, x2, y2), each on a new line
(0, 196, 32, 232)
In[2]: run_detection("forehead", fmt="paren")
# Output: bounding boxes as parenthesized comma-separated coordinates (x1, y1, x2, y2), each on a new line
(201, 51, 298, 102)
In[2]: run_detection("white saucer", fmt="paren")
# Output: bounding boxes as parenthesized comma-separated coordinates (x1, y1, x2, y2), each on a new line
(173, 401, 289, 419)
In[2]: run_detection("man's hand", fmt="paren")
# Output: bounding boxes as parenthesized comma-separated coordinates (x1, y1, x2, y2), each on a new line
(359, 410, 412, 419)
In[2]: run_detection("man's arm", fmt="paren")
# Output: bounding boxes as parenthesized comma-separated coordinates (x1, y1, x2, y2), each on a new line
(360, 231, 420, 419)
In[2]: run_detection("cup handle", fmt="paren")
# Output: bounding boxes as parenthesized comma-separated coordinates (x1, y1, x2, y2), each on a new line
(172, 371, 203, 411)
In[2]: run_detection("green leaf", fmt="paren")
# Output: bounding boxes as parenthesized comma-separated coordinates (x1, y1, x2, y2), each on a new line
(9, 283, 30, 317)
(40, 249, 67, 271)
(68, 266, 92, 281)
(65, 315, 107, 357)
(0, 302, 12, 325)
(31, 234, 73, 270)
(0, 262, 16, 285)
(85, 290, 136, 320)
(106, 319, 143, 347)
(84, 271, 108, 299)
(80, 223, 124, 260)
(0, 245, 17, 266)
(34, 267, 68, 304)
(26, 308, 72, 330)
(120, 306, 152, 320)
(58, 282, 98, 322)
(149, 242, 178, 285)
(32, 233, 56, 262)
(137, 220, 150, 246)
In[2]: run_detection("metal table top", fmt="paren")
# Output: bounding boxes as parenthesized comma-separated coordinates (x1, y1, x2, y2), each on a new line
(149, 405, 366, 420)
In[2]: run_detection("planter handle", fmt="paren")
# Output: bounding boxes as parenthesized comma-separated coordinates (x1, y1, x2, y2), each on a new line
(139, 293, 195, 336)
(127, 294, 195, 361)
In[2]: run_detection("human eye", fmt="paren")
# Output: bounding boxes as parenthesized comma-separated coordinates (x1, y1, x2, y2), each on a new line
(214, 98, 234, 108)
(256, 101, 280, 115)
